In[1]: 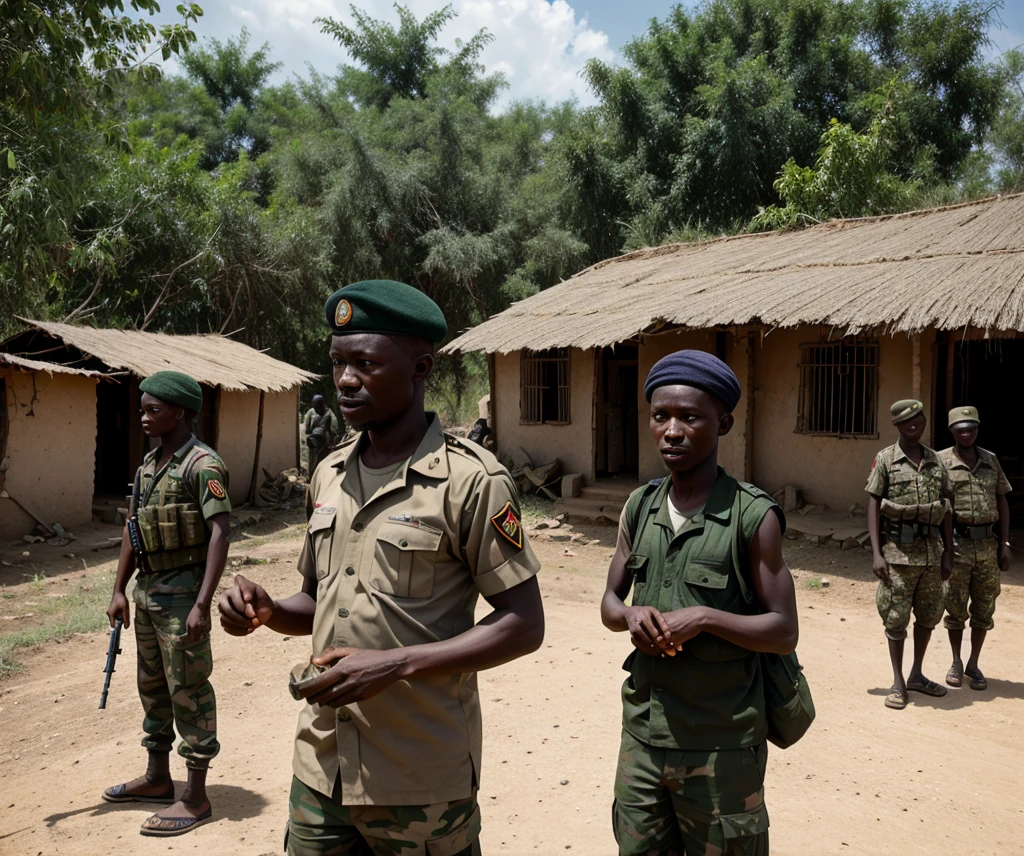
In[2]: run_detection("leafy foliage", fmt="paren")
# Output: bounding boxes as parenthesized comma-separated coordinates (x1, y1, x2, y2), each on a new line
(557, 0, 1005, 255)
(0, 0, 1017, 412)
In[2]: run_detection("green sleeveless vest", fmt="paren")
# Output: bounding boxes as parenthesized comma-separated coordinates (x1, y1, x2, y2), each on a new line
(621, 469, 784, 750)
(134, 438, 216, 574)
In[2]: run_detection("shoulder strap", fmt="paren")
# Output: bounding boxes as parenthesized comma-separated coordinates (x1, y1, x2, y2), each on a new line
(179, 445, 214, 506)
(730, 487, 755, 605)
(626, 478, 665, 549)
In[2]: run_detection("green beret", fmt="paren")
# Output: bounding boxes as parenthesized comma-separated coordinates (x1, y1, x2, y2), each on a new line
(890, 399, 923, 425)
(949, 405, 979, 427)
(324, 280, 447, 343)
(139, 371, 203, 413)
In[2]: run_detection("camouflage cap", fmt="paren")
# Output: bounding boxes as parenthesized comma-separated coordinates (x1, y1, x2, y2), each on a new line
(890, 399, 924, 425)
(948, 405, 980, 427)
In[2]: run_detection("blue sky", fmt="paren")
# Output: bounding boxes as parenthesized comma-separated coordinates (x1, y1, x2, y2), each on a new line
(154, 1, 1024, 107)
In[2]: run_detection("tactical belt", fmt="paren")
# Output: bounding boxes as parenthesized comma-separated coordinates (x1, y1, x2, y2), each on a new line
(143, 545, 208, 573)
(887, 522, 940, 545)
(954, 522, 995, 541)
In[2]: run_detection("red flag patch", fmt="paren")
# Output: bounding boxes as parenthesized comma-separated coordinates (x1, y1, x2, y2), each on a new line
(207, 479, 226, 499)
(490, 501, 523, 550)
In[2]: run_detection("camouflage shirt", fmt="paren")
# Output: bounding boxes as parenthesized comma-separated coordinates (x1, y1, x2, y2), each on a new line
(865, 442, 951, 566)
(937, 446, 1012, 525)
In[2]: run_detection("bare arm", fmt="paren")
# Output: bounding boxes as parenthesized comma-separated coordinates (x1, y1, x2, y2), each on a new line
(218, 572, 318, 637)
(659, 510, 798, 655)
(185, 513, 231, 642)
(106, 525, 137, 628)
(867, 494, 890, 585)
(600, 533, 671, 655)
(998, 492, 1012, 572)
(302, 576, 545, 708)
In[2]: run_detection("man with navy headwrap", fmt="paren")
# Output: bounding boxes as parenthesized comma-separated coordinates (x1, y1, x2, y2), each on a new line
(601, 349, 800, 855)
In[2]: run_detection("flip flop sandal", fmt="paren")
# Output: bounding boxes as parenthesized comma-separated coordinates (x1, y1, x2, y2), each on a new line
(140, 808, 213, 837)
(907, 679, 948, 697)
(945, 665, 963, 688)
(102, 782, 176, 804)
(885, 690, 908, 710)
(966, 672, 988, 691)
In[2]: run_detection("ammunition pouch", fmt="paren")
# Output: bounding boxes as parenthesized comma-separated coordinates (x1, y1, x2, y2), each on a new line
(880, 497, 949, 525)
(134, 503, 208, 572)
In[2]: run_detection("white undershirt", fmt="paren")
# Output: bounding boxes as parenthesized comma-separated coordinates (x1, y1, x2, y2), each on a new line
(667, 496, 689, 533)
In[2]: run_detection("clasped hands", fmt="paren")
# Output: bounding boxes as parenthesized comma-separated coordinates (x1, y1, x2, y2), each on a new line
(623, 604, 705, 657)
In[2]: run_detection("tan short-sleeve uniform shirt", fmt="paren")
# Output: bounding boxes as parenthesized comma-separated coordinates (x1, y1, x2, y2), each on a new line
(292, 415, 540, 806)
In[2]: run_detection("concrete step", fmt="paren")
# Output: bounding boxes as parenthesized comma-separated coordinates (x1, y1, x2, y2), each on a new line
(579, 483, 637, 502)
(554, 496, 625, 526)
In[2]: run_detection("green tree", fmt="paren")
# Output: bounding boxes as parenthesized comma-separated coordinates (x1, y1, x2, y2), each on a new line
(557, 0, 1004, 256)
(0, 0, 201, 337)
(317, 4, 498, 110)
(750, 93, 919, 229)
(990, 48, 1024, 190)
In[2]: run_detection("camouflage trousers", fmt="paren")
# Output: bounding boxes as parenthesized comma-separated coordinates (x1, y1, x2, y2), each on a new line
(613, 729, 769, 856)
(286, 776, 481, 856)
(133, 568, 219, 769)
(876, 563, 944, 641)
(943, 539, 1001, 632)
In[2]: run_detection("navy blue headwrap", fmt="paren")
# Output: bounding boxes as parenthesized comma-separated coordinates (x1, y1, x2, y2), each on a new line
(644, 350, 742, 412)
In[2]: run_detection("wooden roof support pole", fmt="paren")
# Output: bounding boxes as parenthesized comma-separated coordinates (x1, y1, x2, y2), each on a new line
(912, 333, 922, 400)
(248, 390, 266, 506)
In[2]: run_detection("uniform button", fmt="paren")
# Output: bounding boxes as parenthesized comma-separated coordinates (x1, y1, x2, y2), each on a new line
(338, 608, 349, 618)
(663, 580, 672, 588)
(352, 521, 364, 532)
(400, 540, 409, 548)
(345, 566, 355, 576)
(701, 576, 709, 583)
(337, 711, 351, 723)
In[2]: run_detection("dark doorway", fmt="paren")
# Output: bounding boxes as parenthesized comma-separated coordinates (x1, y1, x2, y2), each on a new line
(94, 378, 137, 497)
(933, 336, 1024, 512)
(596, 345, 639, 476)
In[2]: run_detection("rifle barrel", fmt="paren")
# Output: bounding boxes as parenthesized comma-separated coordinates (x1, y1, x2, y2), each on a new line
(99, 618, 123, 710)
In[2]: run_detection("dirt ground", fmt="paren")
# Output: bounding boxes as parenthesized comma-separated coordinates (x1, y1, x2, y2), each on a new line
(1, 513, 1023, 855)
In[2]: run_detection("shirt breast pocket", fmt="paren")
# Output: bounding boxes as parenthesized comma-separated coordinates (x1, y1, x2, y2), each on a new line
(307, 512, 336, 581)
(626, 553, 649, 585)
(373, 523, 444, 598)
(682, 560, 730, 591)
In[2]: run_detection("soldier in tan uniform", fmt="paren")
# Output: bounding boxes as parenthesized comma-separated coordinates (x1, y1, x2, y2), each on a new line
(866, 399, 953, 710)
(219, 279, 544, 856)
(938, 406, 1012, 691)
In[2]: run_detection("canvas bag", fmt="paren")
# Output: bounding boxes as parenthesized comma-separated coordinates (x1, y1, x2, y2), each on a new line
(626, 478, 815, 749)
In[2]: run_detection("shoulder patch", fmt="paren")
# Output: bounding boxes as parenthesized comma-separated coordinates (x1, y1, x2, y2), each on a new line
(207, 479, 226, 500)
(490, 501, 523, 550)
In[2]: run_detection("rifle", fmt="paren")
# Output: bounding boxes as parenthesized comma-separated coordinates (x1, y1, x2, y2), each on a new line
(99, 618, 123, 710)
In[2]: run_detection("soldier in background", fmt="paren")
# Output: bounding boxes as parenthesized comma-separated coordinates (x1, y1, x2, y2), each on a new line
(938, 406, 1012, 691)
(103, 371, 231, 836)
(866, 399, 954, 710)
(303, 393, 341, 476)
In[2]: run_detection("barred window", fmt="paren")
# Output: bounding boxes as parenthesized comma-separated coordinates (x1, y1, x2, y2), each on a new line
(797, 338, 878, 437)
(521, 348, 570, 424)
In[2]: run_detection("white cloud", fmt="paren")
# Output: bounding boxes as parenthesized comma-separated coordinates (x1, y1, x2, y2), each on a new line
(160, 0, 613, 107)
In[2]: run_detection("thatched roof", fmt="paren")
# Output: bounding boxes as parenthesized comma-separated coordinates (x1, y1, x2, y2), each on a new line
(2, 320, 317, 392)
(0, 352, 104, 378)
(444, 193, 1024, 354)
